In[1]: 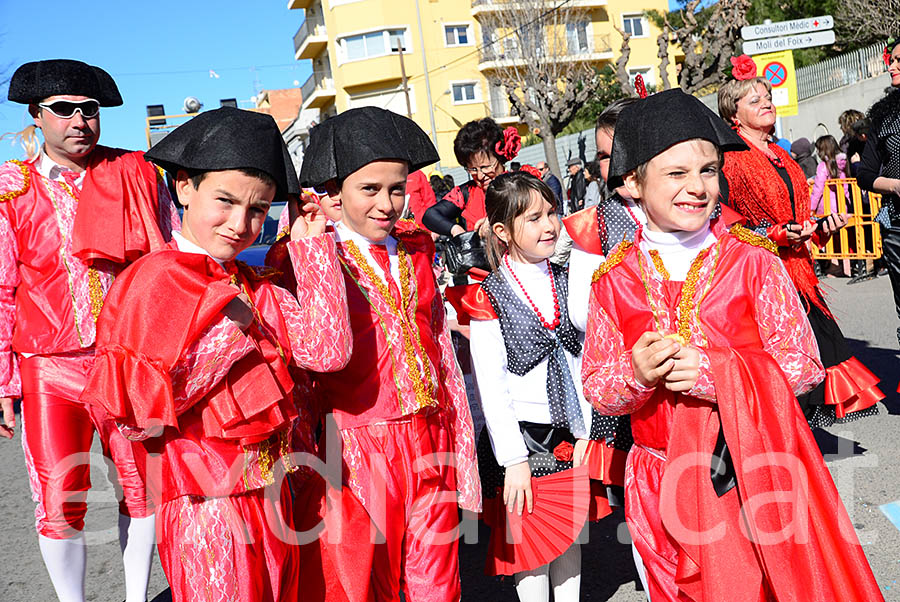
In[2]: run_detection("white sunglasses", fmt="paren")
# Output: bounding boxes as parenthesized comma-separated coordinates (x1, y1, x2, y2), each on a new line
(38, 99, 100, 119)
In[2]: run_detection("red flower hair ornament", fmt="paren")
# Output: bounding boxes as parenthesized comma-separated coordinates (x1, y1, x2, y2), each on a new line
(495, 126, 522, 162)
(884, 37, 897, 67)
(519, 164, 543, 178)
(730, 54, 758, 81)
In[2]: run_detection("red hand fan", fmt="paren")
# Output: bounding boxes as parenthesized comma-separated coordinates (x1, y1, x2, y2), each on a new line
(484, 464, 591, 576)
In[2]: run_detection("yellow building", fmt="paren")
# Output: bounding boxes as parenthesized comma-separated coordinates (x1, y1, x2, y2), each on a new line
(289, 0, 676, 170)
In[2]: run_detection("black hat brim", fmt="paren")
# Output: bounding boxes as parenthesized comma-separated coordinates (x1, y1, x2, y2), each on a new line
(145, 107, 300, 197)
(607, 89, 746, 189)
(299, 107, 438, 187)
(8, 59, 122, 106)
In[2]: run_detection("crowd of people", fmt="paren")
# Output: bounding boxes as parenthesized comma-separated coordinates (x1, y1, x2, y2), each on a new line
(0, 44, 897, 602)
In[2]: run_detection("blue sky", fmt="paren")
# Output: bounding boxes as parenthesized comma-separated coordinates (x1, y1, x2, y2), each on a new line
(0, 0, 691, 164)
(0, 0, 311, 163)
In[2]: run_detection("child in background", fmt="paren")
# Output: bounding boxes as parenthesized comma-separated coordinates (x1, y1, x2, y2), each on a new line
(810, 134, 849, 215)
(463, 170, 598, 601)
(566, 97, 645, 330)
(81, 108, 352, 602)
(582, 88, 881, 602)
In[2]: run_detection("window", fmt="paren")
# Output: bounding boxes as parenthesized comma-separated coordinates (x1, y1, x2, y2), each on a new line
(627, 66, 655, 89)
(517, 22, 542, 54)
(451, 82, 479, 104)
(339, 28, 409, 62)
(489, 84, 511, 117)
(388, 29, 407, 52)
(445, 24, 471, 47)
(622, 13, 647, 38)
(566, 21, 590, 53)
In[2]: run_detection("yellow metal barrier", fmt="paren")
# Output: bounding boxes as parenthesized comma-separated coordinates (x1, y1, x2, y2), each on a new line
(811, 178, 882, 260)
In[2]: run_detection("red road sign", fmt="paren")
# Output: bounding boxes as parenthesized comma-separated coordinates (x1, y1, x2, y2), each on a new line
(764, 61, 787, 86)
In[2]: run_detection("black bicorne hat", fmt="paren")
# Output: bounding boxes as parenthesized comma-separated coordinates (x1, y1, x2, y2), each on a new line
(299, 106, 439, 187)
(145, 107, 300, 197)
(8, 59, 123, 106)
(607, 88, 746, 188)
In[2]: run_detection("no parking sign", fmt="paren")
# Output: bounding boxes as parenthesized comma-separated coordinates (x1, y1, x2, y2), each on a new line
(754, 50, 798, 117)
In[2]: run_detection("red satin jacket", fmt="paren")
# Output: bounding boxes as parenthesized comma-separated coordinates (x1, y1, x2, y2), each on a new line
(315, 226, 447, 427)
(0, 149, 171, 357)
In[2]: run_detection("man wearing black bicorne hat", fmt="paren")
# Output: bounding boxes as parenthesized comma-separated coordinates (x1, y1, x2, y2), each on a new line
(0, 59, 179, 602)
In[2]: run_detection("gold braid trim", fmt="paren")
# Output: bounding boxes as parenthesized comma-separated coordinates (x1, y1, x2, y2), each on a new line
(88, 268, 104, 322)
(235, 260, 280, 282)
(58, 180, 78, 199)
(257, 438, 275, 485)
(729, 223, 778, 255)
(0, 160, 31, 203)
(344, 239, 438, 412)
(592, 241, 633, 282)
(275, 225, 291, 243)
(675, 247, 713, 344)
(634, 240, 723, 346)
(648, 249, 670, 280)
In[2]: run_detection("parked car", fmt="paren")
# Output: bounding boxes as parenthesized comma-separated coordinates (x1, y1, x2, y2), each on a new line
(237, 201, 286, 266)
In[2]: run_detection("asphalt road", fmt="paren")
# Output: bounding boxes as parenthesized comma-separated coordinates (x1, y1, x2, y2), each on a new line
(0, 274, 898, 601)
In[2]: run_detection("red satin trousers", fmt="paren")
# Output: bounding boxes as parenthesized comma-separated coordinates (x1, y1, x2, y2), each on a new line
(340, 412, 462, 602)
(20, 353, 151, 539)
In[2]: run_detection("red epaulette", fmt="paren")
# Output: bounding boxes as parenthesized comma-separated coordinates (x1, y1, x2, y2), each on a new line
(444, 283, 497, 326)
(563, 206, 604, 255)
(0, 159, 31, 203)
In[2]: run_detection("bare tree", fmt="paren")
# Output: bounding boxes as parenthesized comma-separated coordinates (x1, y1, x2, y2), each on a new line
(613, 26, 635, 97)
(837, 0, 900, 45)
(478, 0, 606, 179)
(656, 30, 671, 90)
(654, 0, 750, 94)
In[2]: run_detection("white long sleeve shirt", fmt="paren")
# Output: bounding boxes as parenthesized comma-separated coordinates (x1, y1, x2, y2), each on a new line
(470, 259, 592, 468)
(567, 197, 646, 332)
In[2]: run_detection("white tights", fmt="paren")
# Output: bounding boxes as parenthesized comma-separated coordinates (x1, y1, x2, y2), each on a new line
(38, 513, 156, 602)
(513, 542, 582, 602)
(39, 533, 86, 602)
(119, 513, 157, 602)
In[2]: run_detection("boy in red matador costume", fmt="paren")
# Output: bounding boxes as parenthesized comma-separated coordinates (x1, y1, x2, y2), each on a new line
(581, 89, 883, 602)
(0, 59, 179, 602)
(80, 107, 353, 602)
(291, 106, 481, 602)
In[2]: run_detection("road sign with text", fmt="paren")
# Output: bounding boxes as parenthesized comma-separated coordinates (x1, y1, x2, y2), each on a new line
(743, 30, 836, 56)
(741, 16, 834, 40)
(755, 50, 798, 117)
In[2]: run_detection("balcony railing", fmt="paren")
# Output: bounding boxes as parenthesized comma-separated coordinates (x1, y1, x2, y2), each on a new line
(479, 34, 611, 64)
(490, 101, 513, 119)
(473, 0, 607, 9)
(293, 17, 327, 55)
(300, 71, 335, 108)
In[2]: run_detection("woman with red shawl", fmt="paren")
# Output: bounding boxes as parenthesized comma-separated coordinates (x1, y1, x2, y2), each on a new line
(718, 55, 884, 428)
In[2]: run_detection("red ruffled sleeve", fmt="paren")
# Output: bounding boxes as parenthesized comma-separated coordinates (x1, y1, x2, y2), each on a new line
(82, 250, 238, 432)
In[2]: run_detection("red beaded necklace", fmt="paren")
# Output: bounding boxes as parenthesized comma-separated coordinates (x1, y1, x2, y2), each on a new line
(503, 254, 561, 330)
(623, 200, 641, 226)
